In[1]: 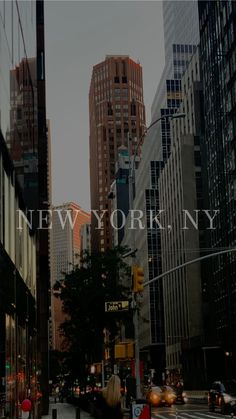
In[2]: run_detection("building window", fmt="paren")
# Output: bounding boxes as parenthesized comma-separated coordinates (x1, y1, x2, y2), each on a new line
(131, 100, 136, 116)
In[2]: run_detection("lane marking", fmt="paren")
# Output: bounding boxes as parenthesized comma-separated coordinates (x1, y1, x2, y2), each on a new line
(196, 413, 226, 419)
(152, 409, 214, 419)
(152, 413, 170, 419)
(176, 415, 202, 418)
(183, 413, 222, 419)
(152, 413, 212, 419)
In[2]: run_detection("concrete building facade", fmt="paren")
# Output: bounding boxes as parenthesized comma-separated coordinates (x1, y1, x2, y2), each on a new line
(121, 0, 200, 382)
(159, 49, 209, 388)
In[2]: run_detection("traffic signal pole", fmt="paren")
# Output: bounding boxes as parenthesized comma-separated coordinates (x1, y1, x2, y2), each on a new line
(133, 294, 141, 399)
(128, 132, 142, 399)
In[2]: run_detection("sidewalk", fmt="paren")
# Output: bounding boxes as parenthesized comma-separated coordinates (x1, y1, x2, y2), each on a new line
(42, 402, 92, 419)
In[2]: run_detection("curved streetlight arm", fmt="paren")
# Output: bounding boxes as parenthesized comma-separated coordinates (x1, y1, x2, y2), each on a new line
(144, 247, 236, 287)
(130, 116, 165, 179)
(130, 112, 185, 179)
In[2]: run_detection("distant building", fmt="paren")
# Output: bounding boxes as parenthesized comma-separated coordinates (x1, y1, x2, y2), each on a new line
(109, 146, 140, 247)
(89, 55, 146, 252)
(80, 222, 91, 256)
(51, 203, 90, 351)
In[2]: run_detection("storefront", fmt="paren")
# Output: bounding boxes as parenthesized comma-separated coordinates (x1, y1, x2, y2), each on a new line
(0, 136, 37, 418)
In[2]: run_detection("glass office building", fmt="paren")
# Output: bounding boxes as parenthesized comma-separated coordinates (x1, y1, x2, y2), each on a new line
(0, 1, 49, 417)
(199, 0, 236, 378)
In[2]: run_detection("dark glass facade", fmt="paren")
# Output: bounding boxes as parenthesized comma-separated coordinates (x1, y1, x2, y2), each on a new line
(0, 0, 49, 416)
(199, 0, 236, 377)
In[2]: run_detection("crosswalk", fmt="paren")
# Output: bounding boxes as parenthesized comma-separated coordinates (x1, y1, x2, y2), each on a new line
(152, 409, 234, 419)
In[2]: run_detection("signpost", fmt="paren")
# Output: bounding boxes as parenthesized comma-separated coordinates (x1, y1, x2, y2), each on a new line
(105, 300, 129, 312)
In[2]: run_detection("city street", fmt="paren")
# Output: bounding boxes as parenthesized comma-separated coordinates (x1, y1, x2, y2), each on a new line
(151, 404, 233, 419)
(42, 402, 91, 419)
(1, 1, 236, 418)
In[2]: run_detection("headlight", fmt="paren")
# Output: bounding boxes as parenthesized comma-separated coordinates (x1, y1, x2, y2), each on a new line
(223, 394, 233, 403)
(150, 393, 160, 403)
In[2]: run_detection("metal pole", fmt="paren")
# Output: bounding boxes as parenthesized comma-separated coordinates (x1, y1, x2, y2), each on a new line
(128, 131, 141, 400)
(203, 348, 207, 386)
(133, 294, 141, 399)
(52, 408, 57, 419)
(76, 407, 80, 419)
(101, 360, 105, 388)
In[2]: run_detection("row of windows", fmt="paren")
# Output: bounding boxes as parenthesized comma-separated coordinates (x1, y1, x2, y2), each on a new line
(173, 44, 196, 54)
(0, 154, 36, 295)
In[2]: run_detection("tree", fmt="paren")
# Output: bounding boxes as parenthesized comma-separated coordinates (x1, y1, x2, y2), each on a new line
(53, 247, 131, 384)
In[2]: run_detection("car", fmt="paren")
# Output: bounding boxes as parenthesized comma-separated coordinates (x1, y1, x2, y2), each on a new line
(208, 380, 236, 414)
(146, 386, 165, 407)
(173, 383, 188, 404)
(161, 385, 177, 406)
(174, 389, 188, 404)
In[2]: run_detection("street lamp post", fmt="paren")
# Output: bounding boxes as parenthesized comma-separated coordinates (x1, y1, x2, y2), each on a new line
(127, 112, 185, 399)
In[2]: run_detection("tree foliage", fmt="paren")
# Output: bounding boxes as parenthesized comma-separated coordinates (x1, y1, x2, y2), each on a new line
(53, 247, 131, 383)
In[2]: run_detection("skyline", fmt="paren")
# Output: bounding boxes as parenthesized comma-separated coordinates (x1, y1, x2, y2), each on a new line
(45, 1, 164, 211)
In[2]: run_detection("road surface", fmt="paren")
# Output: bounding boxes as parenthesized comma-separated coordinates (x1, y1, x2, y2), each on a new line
(151, 403, 234, 418)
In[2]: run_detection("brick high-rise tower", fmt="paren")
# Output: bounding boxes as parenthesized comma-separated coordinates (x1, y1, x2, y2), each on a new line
(89, 55, 146, 252)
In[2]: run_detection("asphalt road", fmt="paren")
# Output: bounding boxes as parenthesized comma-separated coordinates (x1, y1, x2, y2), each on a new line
(151, 403, 235, 418)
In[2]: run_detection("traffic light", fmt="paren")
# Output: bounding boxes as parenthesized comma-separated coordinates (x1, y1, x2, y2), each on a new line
(132, 265, 144, 293)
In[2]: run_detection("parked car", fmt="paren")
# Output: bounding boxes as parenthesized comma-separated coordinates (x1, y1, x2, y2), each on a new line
(208, 380, 236, 414)
(146, 386, 165, 407)
(161, 386, 177, 406)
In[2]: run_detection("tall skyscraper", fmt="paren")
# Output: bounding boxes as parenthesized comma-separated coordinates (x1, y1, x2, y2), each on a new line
(159, 49, 208, 388)
(51, 203, 90, 351)
(122, 0, 200, 381)
(89, 55, 146, 252)
(163, 0, 199, 65)
(0, 1, 46, 417)
(198, 0, 236, 377)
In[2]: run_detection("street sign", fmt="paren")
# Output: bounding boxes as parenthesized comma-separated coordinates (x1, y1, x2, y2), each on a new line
(105, 300, 129, 312)
(132, 402, 151, 419)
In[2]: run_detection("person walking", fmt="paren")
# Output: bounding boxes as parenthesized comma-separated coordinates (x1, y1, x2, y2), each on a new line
(92, 375, 123, 419)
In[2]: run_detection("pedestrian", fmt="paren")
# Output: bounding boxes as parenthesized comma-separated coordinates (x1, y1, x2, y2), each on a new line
(92, 375, 123, 419)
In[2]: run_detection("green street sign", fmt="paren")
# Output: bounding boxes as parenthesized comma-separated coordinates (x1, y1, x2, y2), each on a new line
(105, 301, 129, 312)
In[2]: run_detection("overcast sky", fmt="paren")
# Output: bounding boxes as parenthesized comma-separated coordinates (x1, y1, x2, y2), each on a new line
(45, 1, 165, 211)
